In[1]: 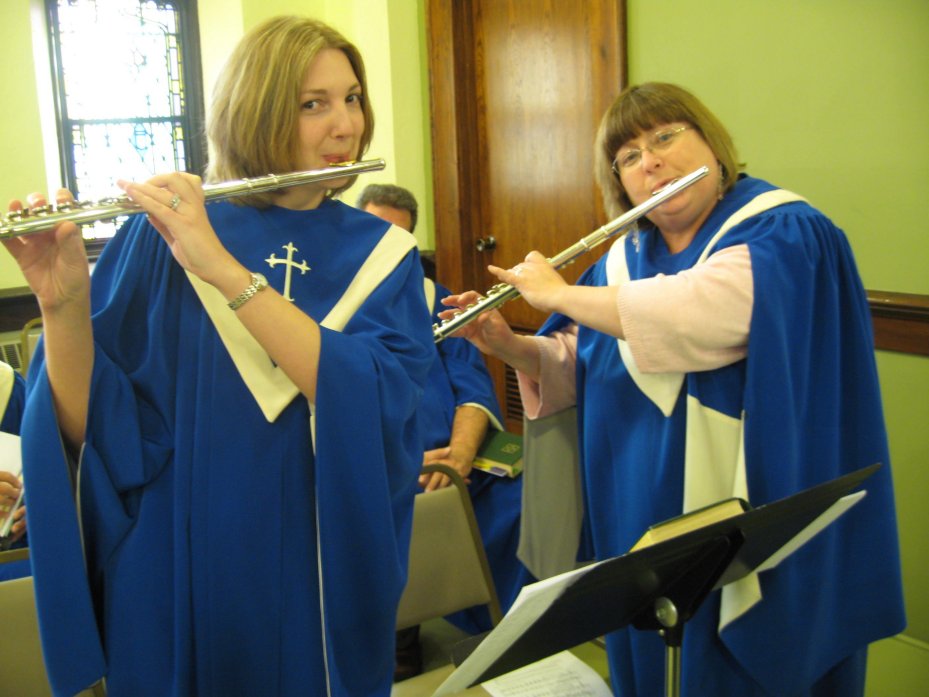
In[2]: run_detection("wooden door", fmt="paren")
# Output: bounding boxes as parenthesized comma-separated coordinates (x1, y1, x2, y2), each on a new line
(427, 0, 627, 431)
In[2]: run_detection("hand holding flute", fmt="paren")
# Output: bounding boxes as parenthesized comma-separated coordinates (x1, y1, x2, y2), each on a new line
(432, 166, 709, 343)
(3, 190, 89, 316)
(439, 247, 634, 381)
(438, 249, 567, 381)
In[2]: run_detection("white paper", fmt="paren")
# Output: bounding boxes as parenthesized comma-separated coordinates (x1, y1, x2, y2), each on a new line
(432, 563, 601, 696)
(482, 651, 612, 697)
(0, 430, 24, 537)
(756, 491, 866, 572)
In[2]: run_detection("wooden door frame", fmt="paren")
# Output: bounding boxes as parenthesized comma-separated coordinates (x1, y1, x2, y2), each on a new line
(425, 0, 486, 295)
(426, 0, 628, 298)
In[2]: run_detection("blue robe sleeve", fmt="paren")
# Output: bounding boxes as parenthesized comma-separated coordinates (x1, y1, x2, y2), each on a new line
(21, 217, 178, 696)
(311, 248, 434, 696)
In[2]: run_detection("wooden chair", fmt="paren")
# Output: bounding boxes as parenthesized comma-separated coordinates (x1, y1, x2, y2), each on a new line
(0, 549, 105, 697)
(392, 464, 502, 696)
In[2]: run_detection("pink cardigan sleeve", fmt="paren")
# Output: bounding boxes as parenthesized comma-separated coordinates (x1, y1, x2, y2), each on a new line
(518, 244, 753, 417)
(517, 326, 579, 419)
(618, 244, 752, 373)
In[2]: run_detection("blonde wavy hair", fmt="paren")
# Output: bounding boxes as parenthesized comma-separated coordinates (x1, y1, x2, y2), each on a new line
(594, 82, 740, 221)
(206, 15, 374, 206)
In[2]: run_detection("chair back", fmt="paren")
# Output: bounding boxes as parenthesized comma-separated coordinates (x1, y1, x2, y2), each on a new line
(396, 464, 503, 630)
(0, 549, 52, 697)
(0, 550, 106, 697)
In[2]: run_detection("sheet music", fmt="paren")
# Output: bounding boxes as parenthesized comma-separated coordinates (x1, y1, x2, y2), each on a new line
(482, 651, 612, 697)
(0, 431, 24, 538)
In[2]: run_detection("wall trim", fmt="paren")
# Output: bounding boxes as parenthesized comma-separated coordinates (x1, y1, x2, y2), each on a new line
(3, 287, 927, 355)
(868, 290, 929, 357)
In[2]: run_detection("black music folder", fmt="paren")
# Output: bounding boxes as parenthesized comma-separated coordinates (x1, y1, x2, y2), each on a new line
(433, 464, 880, 696)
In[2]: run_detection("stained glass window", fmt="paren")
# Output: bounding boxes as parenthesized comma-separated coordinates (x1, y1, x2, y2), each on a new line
(46, 0, 204, 253)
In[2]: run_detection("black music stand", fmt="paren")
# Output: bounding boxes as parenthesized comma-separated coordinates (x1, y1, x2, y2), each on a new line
(434, 464, 881, 697)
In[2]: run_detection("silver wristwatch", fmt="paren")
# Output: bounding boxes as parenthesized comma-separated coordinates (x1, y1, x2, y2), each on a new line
(227, 272, 268, 311)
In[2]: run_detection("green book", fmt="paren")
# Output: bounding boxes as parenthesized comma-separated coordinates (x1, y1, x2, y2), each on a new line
(472, 430, 523, 478)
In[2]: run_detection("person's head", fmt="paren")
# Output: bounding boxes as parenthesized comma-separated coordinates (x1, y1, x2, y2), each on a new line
(594, 82, 740, 222)
(356, 183, 418, 233)
(206, 15, 374, 207)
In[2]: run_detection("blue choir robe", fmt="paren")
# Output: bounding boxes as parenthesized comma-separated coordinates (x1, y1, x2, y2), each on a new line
(420, 280, 534, 632)
(21, 199, 434, 697)
(529, 175, 905, 696)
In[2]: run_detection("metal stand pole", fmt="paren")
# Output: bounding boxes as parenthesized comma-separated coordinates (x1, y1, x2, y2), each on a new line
(655, 597, 683, 697)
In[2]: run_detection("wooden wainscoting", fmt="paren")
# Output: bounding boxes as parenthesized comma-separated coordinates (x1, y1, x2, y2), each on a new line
(868, 290, 929, 357)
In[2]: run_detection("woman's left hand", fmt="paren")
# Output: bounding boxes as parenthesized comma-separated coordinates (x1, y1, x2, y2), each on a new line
(489, 250, 567, 315)
(117, 173, 235, 284)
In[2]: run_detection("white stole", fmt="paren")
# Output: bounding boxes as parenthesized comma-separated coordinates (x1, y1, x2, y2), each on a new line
(0, 361, 15, 417)
(607, 189, 806, 629)
(185, 224, 416, 436)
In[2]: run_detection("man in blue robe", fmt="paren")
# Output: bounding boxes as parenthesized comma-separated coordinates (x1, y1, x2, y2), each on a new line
(358, 184, 534, 677)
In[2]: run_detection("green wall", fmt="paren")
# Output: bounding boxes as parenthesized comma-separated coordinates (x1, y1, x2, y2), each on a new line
(0, 1, 49, 288)
(627, 0, 929, 689)
(627, 0, 929, 294)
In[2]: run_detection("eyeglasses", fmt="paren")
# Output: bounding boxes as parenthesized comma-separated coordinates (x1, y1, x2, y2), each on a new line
(612, 126, 690, 174)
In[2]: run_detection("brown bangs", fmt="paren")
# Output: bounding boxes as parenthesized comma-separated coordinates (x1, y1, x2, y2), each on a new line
(602, 86, 699, 160)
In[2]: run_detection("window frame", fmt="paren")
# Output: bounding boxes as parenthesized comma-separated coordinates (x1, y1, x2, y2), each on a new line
(44, 0, 207, 259)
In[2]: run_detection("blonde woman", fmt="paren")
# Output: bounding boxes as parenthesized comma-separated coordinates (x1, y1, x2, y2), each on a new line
(4, 16, 432, 697)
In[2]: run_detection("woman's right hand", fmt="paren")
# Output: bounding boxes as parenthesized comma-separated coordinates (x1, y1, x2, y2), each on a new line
(2, 191, 91, 314)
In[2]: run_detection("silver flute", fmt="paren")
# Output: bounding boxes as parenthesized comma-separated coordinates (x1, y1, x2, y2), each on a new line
(0, 159, 386, 240)
(433, 165, 710, 343)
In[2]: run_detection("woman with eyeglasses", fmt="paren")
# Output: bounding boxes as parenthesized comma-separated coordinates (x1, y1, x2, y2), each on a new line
(441, 82, 905, 696)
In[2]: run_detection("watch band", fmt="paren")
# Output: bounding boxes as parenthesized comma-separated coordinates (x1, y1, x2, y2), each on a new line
(228, 272, 268, 311)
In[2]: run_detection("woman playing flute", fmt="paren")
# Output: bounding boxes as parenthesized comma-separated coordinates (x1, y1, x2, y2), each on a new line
(4, 15, 432, 697)
(441, 82, 905, 697)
